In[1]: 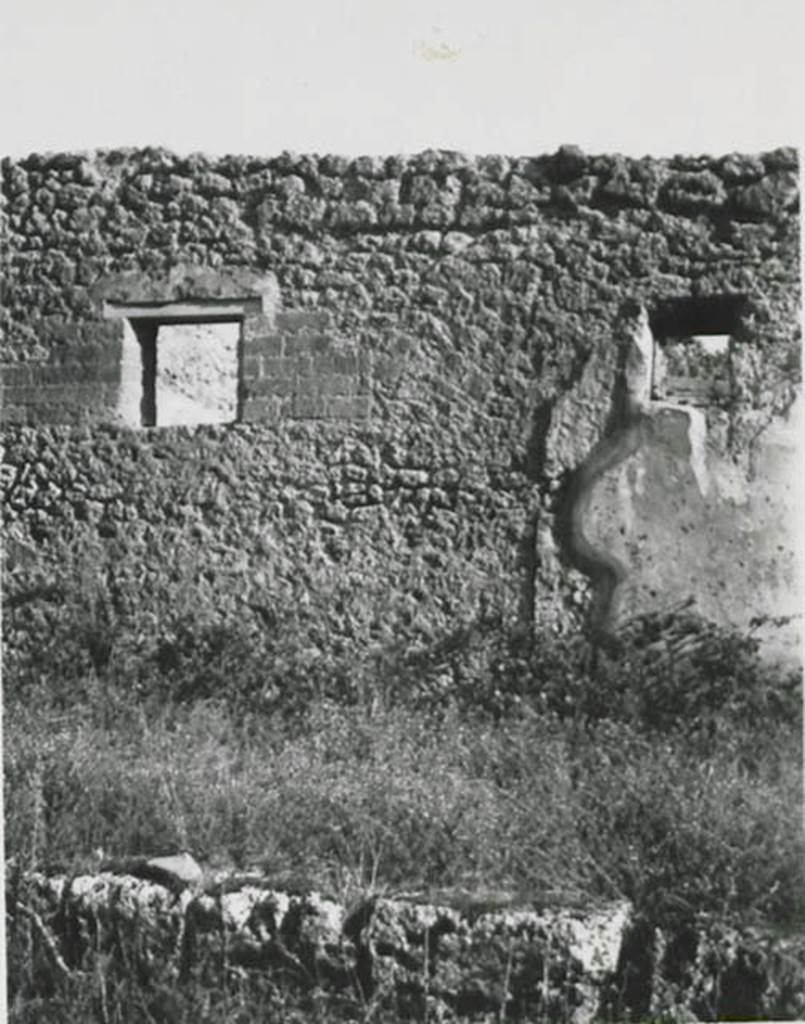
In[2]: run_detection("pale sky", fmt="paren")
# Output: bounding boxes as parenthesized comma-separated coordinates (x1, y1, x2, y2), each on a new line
(1, 0, 803, 160)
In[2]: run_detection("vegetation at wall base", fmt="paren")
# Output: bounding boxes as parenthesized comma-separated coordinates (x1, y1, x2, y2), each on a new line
(5, 679, 804, 1019)
(4, 544, 803, 1020)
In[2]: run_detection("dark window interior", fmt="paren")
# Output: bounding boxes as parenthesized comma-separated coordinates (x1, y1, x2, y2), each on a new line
(650, 295, 745, 407)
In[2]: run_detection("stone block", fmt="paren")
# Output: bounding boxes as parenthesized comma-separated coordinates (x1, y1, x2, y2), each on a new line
(0, 365, 32, 387)
(351, 395, 371, 419)
(240, 396, 287, 423)
(308, 332, 332, 355)
(242, 314, 278, 342)
(658, 170, 727, 215)
(327, 200, 378, 229)
(245, 334, 284, 359)
(80, 320, 125, 347)
(0, 404, 29, 423)
(551, 145, 587, 183)
(731, 172, 798, 221)
(255, 374, 295, 399)
(319, 374, 356, 397)
(330, 351, 359, 374)
(718, 153, 766, 184)
(241, 353, 262, 380)
(294, 356, 314, 378)
(292, 393, 327, 419)
(762, 146, 798, 172)
(325, 395, 362, 419)
(283, 334, 313, 358)
(2, 383, 115, 409)
(276, 310, 332, 333)
(262, 357, 296, 381)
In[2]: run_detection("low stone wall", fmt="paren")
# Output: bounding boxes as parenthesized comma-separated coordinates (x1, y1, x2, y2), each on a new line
(9, 864, 805, 1021)
(12, 868, 629, 1023)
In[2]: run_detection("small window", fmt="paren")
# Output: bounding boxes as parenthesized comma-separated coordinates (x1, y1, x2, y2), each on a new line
(650, 296, 744, 407)
(153, 322, 239, 426)
(111, 300, 254, 427)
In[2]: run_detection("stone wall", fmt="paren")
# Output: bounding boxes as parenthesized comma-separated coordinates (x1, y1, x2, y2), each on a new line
(10, 866, 805, 1022)
(1, 145, 801, 682)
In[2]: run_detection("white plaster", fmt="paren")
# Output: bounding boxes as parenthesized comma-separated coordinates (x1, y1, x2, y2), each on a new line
(685, 405, 710, 497)
(650, 401, 710, 497)
(117, 318, 144, 426)
(631, 458, 646, 498)
(759, 388, 804, 448)
(616, 465, 636, 535)
(711, 458, 748, 504)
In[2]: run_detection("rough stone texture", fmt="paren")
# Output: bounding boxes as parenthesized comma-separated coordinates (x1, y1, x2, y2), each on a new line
(9, 870, 631, 1022)
(647, 915, 805, 1022)
(9, 870, 805, 1021)
(1, 146, 800, 667)
(361, 895, 631, 1022)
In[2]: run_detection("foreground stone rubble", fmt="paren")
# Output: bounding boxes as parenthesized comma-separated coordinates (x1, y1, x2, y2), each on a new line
(9, 861, 805, 1021)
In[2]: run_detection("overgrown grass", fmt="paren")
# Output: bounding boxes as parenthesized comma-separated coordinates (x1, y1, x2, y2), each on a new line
(6, 682, 802, 932)
(5, 551, 803, 1020)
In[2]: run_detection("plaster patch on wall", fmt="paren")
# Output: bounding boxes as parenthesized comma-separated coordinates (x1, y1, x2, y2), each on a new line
(649, 401, 711, 497)
(616, 465, 637, 537)
(711, 460, 749, 504)
(554, 304, 655, 648)
(629, 459, 647, 498)
(685, 406, 710, 497)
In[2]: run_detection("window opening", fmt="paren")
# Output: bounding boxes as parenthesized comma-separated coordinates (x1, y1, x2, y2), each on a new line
(649, 296, 744, 408)
(113, 302, 248, 428)
(153, 321, 239, 426)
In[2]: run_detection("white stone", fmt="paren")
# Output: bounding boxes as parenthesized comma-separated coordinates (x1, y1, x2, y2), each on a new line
(147, 851, 203, 887)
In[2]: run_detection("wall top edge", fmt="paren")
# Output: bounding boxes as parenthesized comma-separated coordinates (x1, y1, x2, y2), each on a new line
(1, 143, 799, 172)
